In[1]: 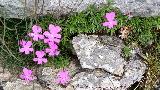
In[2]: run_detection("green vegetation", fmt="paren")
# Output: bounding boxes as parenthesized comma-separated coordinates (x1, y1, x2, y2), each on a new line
(0, 4, 160, 89)
(122, 46, 131, 59)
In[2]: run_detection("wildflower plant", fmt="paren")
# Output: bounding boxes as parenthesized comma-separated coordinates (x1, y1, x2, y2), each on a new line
(18, 24, 71, 85)
(18, 10, 120, 84)
(19, 24, 62, 82)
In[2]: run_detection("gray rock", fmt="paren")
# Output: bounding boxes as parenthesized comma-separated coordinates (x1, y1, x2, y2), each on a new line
(0, 0, 107, 18)
(71, 34, 146, 90)
(37, 61, 78, 90)
(113, 0, 160, 17)
(120, 60, 146, 89)
(1, 0, 160, 18)
(38, 67, 63, 90)
(0, 67, 12, 82)
(72, 34, 126, 76)
(3, 79, 44, 90)
(70, 72, 100, 90)
(70, 59, 146, 90)
(69, 60, 146, 90)
(0, 64, 12, 89)
(0, 63, 11, 89)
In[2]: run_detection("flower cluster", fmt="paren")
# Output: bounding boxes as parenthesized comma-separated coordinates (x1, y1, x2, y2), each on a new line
(44, 24, 61, 56)
(102, 12, 117, 29)
(19, 24, 61, 82)
(19, 24, 61, 64)
(43, 24, 61, 44)
(19, 11, 120, 85)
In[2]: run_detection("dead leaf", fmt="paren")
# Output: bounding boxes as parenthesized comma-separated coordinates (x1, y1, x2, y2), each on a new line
(119, 26, 131, 39)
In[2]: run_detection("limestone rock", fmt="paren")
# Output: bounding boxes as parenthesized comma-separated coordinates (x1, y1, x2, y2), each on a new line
(0, 67, 12, 82)
(113, 0, 160, 17)
(0, 0, 107, 18)
(3, 79, 43, 90)
(120, 60, 146, 89)
(1, 0, 160, 18)
(71, 34, 147, 90)
(70, 59, 146, 90)
(37, 61, 78, 90)
(72, 34, 126, 76)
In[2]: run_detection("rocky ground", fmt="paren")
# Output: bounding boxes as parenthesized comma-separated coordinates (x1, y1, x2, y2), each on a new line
(0, 34, 147, 90)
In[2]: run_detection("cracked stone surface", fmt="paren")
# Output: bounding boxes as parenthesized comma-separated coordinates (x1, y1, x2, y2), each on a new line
(0, 0, 107, 18)
(113, 0, 160, 17)
(71, 34, 146, 89)
(72, 34, 126, 76)
(3, 79, 44, 90)
(0, 0, 160, 18)
(69, 59, 146, 90)
(37, 61, 79, 90)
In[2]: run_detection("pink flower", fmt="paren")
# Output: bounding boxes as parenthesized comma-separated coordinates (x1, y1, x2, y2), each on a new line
(56, 70, 70, 85)
(20, 68, 34, 82)
(43, 24, 61, 44)
(102, 20, 117, 29)
(33, 51, 47, 64)
(28, 25, 44, 41)
(45, 42, 60, 56)
(102, 12, 117, 29)
(19, 39, 26, 46)
(19, 40, 33, 54)
(104, 12, 116, 21)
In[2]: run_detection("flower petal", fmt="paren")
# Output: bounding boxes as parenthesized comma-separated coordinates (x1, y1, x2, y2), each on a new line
(32, 25, 42, 33)
(102, 22, 110, 27)
(105, 12, 116, 21)
(19, 48, 25, 53)
(33, 58, 38, 62)
(36, 51, 45, 58)
(43, 58, 47, 63)
(49, 24, 61, 34)
(43, 31, 50, 37)
(26, 41, 32, 47)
